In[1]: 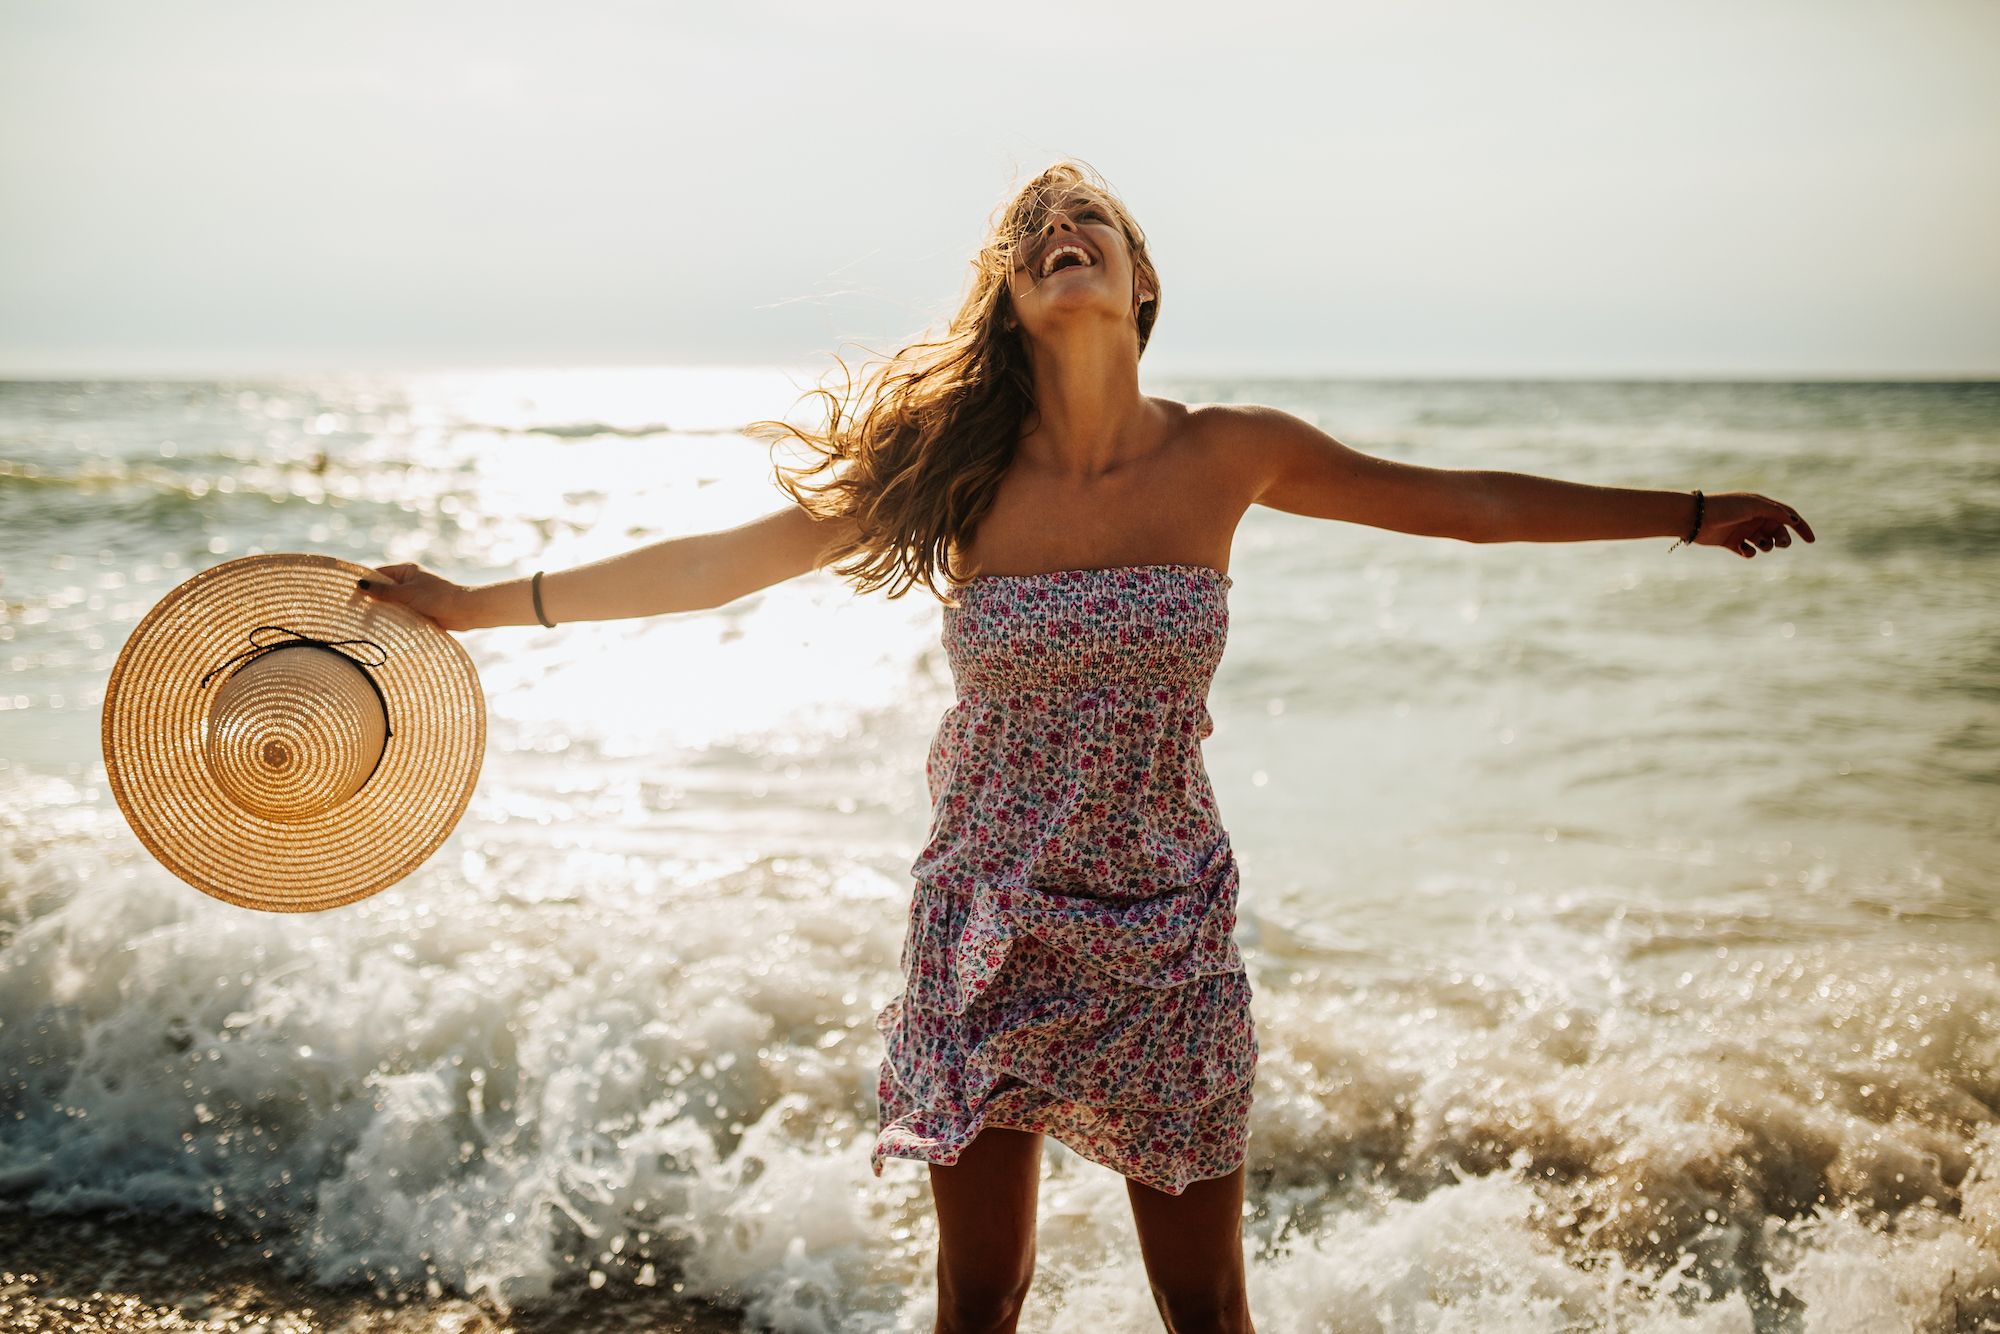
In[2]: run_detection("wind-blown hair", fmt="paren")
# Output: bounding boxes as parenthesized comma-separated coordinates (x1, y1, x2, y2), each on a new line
(748, 159, 1161, 607)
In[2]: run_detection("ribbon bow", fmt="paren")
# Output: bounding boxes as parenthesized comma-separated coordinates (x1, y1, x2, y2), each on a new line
(197, 626, 394, 737)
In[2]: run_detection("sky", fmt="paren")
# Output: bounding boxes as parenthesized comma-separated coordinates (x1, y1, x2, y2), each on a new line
(2, 0, 1996, 379)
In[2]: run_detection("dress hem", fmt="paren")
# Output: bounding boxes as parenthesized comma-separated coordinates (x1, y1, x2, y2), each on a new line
(870, 1108, 1252, 1198)
(871, 1059, 1257, 1198)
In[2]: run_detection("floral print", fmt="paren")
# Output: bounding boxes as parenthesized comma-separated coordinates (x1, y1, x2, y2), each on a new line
(872, 564, 1258, 1196)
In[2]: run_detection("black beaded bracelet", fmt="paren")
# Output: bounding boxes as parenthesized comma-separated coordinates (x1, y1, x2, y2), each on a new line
(1669, 490, 1704, 552)
(531, 570, 556, 628)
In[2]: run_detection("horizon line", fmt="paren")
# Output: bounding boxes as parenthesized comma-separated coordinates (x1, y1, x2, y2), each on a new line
(1, 361, 1995, 386)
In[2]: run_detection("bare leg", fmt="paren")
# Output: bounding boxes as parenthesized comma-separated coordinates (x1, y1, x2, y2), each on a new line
(1126, 1164, 1255, 1333)
(928, 1126, 1044, 1334)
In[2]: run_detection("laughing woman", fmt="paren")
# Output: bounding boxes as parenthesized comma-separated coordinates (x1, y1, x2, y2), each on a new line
(359, 159, 1813, 1333)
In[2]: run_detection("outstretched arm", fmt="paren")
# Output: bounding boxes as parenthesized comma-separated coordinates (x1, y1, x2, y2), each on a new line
(1469, 472, 1812, 555)
(1224, 404, 1815, 558)
(358, 504, 862, 630)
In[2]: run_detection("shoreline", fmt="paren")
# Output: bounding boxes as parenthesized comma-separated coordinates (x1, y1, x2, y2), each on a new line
(0, 1207, 744, 1333)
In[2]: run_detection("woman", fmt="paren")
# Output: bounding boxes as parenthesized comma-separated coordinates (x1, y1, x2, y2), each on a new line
(360, 160, 1813, 1334)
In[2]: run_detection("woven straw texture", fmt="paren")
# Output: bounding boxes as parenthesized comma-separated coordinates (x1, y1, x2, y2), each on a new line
(101, 552, 485, 913)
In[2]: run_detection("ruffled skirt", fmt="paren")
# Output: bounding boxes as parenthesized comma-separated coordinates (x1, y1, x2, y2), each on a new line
(871, 837, 1258, 1195)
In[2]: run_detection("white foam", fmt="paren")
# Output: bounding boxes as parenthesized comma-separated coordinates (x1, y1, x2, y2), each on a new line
(4, 766, 1997, 1330)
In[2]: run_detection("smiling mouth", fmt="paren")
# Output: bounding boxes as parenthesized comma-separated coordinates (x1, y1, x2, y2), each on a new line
(1036, 244, 1094, 279)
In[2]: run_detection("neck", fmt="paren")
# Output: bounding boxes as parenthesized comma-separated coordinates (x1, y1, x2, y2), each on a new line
(1019, 333, 1149, 480)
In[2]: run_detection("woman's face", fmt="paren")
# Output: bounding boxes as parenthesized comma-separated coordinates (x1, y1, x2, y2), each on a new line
(1002, 190, 1152, 343)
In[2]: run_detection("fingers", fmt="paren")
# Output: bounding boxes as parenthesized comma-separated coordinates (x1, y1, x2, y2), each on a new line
(1734, 524, 1797, 558)
(1762, 496, 1814, 544)
(1731, 498, 1814, 558)
(357, 563, 419, 599)
(1735, 528, 1775, 558)
(353, 563, 464, 632)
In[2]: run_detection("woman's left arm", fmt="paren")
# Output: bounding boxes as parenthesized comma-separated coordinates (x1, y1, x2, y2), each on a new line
(1223, 404, 1815, 559)
(1475, 470, 1815, 557)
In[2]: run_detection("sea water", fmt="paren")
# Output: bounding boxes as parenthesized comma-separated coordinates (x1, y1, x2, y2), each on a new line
(1, 369, 1995, 1331)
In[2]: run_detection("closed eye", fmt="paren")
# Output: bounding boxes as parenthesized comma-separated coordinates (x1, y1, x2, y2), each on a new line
(1037, 203, 1104, 227)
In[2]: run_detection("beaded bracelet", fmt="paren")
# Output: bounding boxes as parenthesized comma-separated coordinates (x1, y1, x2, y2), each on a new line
(1668, 490, 1704, 552)
(531, 570, 556, 628)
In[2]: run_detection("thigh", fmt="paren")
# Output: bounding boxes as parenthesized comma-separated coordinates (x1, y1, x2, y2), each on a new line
(1126, 1165, 1250, 1304)
(928, 1126, 1044, 1295)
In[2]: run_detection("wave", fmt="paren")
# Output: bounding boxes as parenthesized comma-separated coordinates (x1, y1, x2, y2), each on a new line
(1842, 497, 2000, 561)
(0, 458, 354, 519)
(508, 421, 677, 440)
(3, 782, 1995, 1329)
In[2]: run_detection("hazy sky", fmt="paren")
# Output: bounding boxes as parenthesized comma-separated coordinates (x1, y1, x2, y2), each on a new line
(3, 0, 1995, 378)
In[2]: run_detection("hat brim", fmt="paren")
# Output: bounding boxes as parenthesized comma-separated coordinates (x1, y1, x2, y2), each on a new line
(102, 552, 486, 912)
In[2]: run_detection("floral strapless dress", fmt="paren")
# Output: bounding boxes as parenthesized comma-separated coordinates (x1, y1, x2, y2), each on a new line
(871, 563, 1258, 1195)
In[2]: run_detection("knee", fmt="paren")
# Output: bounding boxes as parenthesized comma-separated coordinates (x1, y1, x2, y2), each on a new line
(1150, 1281, 1253, 1334)
(936, 1267, 1034, 1334)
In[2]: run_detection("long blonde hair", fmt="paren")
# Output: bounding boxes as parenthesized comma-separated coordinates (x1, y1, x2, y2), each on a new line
(748, 159, 1162, 607)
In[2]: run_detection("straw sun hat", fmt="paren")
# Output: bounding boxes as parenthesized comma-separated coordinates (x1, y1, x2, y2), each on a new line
(101, 552, 486, 913)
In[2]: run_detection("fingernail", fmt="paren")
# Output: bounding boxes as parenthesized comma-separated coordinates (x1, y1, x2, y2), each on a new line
(357, 579, 371, 588)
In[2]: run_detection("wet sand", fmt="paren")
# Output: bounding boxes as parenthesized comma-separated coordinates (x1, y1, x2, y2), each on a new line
(0, 1208, 744, 1333)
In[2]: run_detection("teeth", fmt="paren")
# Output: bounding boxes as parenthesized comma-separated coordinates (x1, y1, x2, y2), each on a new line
(1039, 245, 1092, 278)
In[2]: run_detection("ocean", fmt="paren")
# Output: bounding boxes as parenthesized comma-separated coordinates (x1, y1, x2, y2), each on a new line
(1, 369, 1995, 1331)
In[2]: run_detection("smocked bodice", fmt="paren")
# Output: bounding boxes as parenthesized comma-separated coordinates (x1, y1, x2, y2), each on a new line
(911, 563, 1234, 906)
(940, 563, 1231, 698)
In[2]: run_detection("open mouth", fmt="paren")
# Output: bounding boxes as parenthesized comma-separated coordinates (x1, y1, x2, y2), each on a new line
(1037, 244, 1094, 279)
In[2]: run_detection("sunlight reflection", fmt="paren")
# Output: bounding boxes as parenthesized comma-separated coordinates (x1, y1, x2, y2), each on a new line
(484, 584, 937, 757)
(411, 365, 814, 435)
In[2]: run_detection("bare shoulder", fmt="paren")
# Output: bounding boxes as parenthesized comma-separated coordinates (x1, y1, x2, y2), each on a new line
(1182, 400, 1309, 448)
(1175, 400, 1302, 503)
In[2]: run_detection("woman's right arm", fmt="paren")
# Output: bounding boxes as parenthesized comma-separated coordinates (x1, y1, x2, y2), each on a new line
(357, 504, 860, 631)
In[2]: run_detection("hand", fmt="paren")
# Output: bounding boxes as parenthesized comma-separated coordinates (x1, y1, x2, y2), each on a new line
(1695, 492, 1816, 559)
(356, 562, 475, 630)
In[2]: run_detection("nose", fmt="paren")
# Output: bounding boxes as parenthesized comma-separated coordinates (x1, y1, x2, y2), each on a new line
(1014, 210, 1079, 279)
